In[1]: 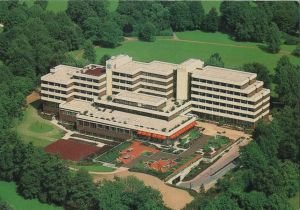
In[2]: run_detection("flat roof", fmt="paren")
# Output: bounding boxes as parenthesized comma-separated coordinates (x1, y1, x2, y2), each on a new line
(41, 65, 81, 84)
(114, 91, 167, 107)
(60, 99, 92, 112)
(193, 66, 257, 85)
(113, 60, 177, 76)
(77, 106, 193, 135)
(84, 67, 106, 77)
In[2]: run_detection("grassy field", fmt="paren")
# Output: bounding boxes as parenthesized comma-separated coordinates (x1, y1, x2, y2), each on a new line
(0, 181, 63, 210)
(202, 1, 221, 13)
(47, 0, 68, 12)
(13, 104, 64, 148)
(72, 30, 299, 73)
(289, 192, 300, 210)
(70, 163, 115, 172)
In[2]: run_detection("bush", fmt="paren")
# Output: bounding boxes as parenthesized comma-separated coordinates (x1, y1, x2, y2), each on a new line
(283, 34, 300, 45)
(292, 44, 300, 57)
(138, 22, 156, 42)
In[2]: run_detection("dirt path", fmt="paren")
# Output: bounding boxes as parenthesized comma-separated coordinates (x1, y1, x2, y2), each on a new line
(26, 90, 40, 105)
(93, 171, 193, 210)
(157, 36, 291, 55)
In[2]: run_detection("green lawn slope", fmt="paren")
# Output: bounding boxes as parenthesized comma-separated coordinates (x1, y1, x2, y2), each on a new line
(0, 181, 63, 210)
(72, 31, 299, 73)
(13, 103, 64, 148)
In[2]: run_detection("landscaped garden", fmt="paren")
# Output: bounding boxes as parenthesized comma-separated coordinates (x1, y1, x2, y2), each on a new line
(203, 135, 230, 153)
(13, 103, 64, 148)
(178, 129, 201, 148)
(95, 141, 131, 164)
(0, 181, 63, 210)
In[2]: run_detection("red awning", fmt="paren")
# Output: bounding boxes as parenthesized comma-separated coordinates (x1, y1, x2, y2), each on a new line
(169, 121, 196, 139)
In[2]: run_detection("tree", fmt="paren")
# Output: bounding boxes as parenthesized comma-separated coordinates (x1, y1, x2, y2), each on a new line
(99, 21, 123, 48)
(65, 170, 99, 210)
(98, 176, 167, 210)
(98, 54, 111, 65)
(138, 22, 156, 42)
(202, 8, 219, 32)
(0, 199, 13, 210)
(219, 2, 269, 42)
(168, 2, 192, 31)
(82, 40, 96, 63)
(292, 44, 300, 57)
(187, 1, 205, 30)
(265, 23, 281, 53)
(34, 0, 48, 10)
(242, 63, 271, 88)
(205, 53, 224, 67)
(273, 56, 300, 107)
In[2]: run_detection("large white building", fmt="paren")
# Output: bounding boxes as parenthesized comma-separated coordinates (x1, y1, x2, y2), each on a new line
(41, 55, 270, 143)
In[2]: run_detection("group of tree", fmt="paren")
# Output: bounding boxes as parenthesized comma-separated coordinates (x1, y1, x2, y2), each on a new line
(0, 129, 168, 210)
(0, 199, 12, 210)
(220, 1, 299, 53)
(67, 1, 123, 47)
(184, 56, 300, 209)
(0, 1, 83, 79)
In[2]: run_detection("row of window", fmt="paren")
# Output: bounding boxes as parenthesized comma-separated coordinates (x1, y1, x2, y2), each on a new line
(191, 97, 255, 112)
(112, 85, 132, 91)
(77, 120, 130, 133)
(73, 75, 100, 83)
(191, 91, 256, 105)
(192, 104, 255, 119)
(112, 78, 132, 84)
(192, 84, 249, 97)
(42, 93, 66, 101)
(112, 71, 172, 79)
(141, 85, 169, 92)
(42, 87, 67, 95)
(74, 82, 100, 90)
(192, 78, 244, 89)
(42, 81, 67, 88)
(74, 89, 98, 96)
(74, 95, 93, 101)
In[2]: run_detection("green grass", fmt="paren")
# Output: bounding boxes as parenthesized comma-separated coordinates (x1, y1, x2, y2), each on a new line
(289, 192, 300, 210)
(46, 0, 68, 12)
(202, 1, 221, 13)
(0, 181, 63, 210)
(70, 163, 115, 172)
(71, 30, 299, 74)
(13, 104, 64, 148)
(204, 135, 230, 152)
(108, 0, 119, 12)
(96, 141, 131, 163)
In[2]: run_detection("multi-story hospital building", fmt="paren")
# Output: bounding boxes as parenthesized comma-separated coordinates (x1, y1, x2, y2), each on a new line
(41, 55, 270, 143)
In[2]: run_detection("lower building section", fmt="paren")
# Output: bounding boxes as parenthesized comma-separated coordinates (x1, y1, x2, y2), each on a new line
(43, 101, 59, 115)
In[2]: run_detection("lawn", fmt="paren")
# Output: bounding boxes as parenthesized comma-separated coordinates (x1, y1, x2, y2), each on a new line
(202, 1, 221, 13)
(46, 0, 68, 12)
(70, 163, 115, 172)
(96, 141, 131, 163)
(0, 181, 63, 210)
(13, 103, 64, 148)
(203, 135, 230, 152)
(289, 192, 300, 210)
(72, 30, 299, 73)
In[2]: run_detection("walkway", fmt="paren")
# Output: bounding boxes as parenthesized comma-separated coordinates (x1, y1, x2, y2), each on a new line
(178, 137, 250, 191)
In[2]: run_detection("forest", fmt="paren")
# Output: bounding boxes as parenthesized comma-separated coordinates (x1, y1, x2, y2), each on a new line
(0, 0, 299, 209)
